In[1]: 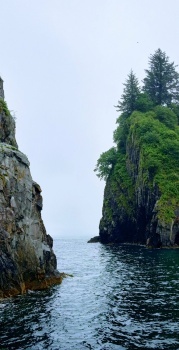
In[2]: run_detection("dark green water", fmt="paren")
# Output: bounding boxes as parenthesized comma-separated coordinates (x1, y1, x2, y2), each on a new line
(0, 239, 179, 349)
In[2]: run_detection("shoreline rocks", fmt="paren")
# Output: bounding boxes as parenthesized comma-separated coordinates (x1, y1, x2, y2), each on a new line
(87, 236, 100, 243)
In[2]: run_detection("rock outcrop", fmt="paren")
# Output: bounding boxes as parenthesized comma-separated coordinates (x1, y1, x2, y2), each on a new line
(87, 236, 100, 243)
(99, 110, 179, 247)
(0, 79, 62, 298)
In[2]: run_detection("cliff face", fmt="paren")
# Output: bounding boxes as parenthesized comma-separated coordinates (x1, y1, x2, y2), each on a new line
(99, 111, 179, 247)
(0, 81, 62, 298)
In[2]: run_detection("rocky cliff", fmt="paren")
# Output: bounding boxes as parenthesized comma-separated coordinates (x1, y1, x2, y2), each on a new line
(98, 109, 179, 247)
(0, 79, 62, 298)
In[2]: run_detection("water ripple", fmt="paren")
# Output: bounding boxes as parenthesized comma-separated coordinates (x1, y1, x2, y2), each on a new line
(0, 239, 179, 349)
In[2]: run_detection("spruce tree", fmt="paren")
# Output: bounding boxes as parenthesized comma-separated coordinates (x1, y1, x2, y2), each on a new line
(143, 49, 179, 106)
(115, 70, 140, 117)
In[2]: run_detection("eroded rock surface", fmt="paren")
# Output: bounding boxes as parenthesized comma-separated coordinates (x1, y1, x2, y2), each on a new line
(0, 80, 62, 298)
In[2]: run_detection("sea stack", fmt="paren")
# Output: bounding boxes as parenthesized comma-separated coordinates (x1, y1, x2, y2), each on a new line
(97, 107, 179, 247)
(95, 50, 179, 248)
(0, 79, 62, 298)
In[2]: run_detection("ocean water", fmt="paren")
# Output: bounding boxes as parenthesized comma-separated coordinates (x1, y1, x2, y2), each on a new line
(0, 239, 179, 350)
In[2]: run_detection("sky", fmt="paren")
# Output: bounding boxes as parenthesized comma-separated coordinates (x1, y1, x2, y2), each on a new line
(0, 0, 179, 239)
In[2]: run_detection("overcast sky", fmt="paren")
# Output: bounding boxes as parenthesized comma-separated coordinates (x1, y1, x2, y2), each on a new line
(0, 0, 179, 239)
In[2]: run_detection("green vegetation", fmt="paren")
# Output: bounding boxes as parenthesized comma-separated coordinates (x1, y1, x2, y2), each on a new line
(95, 49, 179, 224)
(0, 98, 10, 116)
(115, 70, 140, 117)
(153, 106, 178, 129)
(94, 147, 117, 180)
(129, 111, 179, 222)
(143, 48, 179, 106)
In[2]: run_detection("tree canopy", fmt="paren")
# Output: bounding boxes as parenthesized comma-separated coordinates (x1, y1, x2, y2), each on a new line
(95, 49, 179, 181)
(115, 70, 140, 117)
(143, 48, 179, 106)
(94, 147, 117, 180)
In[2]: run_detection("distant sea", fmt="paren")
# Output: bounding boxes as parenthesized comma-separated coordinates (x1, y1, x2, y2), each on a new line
(0, 238, 179, 350)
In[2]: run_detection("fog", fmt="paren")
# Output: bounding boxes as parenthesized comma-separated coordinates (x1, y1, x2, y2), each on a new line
(0, 0, 179, 238)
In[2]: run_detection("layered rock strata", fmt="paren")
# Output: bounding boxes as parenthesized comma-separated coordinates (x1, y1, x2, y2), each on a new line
(0, 79, 62, 298)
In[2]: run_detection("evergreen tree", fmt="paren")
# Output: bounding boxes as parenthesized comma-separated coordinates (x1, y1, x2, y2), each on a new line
(143, 49, 179, 106)
(115, 70, 140, 117)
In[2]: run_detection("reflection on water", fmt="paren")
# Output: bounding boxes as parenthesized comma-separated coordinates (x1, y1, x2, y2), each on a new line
(0, 240, 179, 350)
